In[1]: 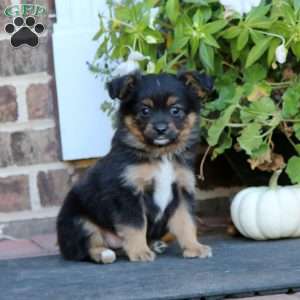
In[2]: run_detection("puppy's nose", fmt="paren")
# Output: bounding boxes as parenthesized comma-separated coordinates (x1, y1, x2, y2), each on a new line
(154, 122, 168, 134)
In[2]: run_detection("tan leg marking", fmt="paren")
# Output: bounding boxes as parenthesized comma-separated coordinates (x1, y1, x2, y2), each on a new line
(168, 203, 212, 258)
(82, 219, 117, 264)
(117, 222, 156, 262)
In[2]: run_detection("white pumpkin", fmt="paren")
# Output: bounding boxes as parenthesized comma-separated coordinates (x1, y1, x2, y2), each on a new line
(231, 170, 300, 240)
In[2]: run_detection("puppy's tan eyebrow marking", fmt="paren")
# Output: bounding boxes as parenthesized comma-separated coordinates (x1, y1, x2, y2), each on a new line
(142, 98, 154, 107)
(166, 96, 178, 107)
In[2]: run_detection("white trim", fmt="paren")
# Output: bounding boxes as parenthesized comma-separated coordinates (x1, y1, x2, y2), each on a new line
(28, 171, 42, 211)
(0, 73, 51, 86)
(0, 119, 55, 132)
(0, 162, 71, 177)
(15, 84, 29, 122)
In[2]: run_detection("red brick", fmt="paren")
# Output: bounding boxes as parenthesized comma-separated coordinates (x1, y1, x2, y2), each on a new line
(0, 175, 30, 212)
(10, 128, 59, 166)
(0, 85, 17, 123)
(27, 83, 53, 119)
(0, 132, 13, 167)
(38, 169, 72, 207)
(0, 37, 48, 76)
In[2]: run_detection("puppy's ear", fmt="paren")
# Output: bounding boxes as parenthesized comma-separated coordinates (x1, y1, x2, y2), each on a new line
(106, 73, 140, 101)
(177, 71, 214, 97)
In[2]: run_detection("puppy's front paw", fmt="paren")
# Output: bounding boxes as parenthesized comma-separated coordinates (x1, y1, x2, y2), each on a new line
(183, 243, 212, 259)
(127, 247, 156, 262)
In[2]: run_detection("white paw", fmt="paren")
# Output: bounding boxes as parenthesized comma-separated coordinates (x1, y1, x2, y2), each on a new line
(101, 249, 116, 264)
(183, 244, 213, 259)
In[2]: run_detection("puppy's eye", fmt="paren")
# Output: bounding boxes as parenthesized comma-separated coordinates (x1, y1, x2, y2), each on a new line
(141, 107, 151, 117)
(170, 106, 182, 117)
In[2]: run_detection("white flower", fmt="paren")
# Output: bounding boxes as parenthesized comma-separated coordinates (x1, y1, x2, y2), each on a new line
(219, 0, 261, 15)
(149, 7, 160, 29)
(275, 44, 288, 64)
(113, 60, 140, 77)
(113, 50, 150, 77)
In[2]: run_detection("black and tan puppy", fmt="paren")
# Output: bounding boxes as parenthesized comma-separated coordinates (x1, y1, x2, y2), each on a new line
(57, 72, 213, 264)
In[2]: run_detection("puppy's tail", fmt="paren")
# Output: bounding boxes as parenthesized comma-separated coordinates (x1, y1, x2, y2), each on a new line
(56, 190, 89, 261)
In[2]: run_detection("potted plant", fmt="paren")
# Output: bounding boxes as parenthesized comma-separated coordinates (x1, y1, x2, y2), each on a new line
(92, 0, 300, 185)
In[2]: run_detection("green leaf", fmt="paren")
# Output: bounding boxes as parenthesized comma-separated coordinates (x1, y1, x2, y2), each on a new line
(237, 123, 263, 155)
(95, 37, 108, 59)
(245, 37, 272, 68)
(222, 26, 241, 39)
(170, 36, 190, 52)
(294, 123, 300, 140)
(203, 34, 219, 48)
(246, 5, 271, 23)
(190, 37, 200, 57)
(207, 105, 236, 146)
(240, 97, 277, 123)
(193, 9, 204, 27)
(246, 83, 272, 102)
(204, 20, 227, 34)
(291, 42, 300, 60)
(199, 42, 214, 72)
(212, 130, 232, 159)
(183, 0, 209, 4)
(282, 5, 296, 25)
(93, 17, 105, 41)
(282, 82, 300, 118)
(237, 28, 249, 51)
(244, 64, 267, 83)
(286, 156, 300, 184)
(166, 0, 180, 24)
(267, 38, 280, 65)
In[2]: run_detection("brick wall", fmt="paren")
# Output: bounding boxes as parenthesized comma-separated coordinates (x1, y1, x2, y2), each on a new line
(0, 0, 90, 227)
(0, 1, 243, 237)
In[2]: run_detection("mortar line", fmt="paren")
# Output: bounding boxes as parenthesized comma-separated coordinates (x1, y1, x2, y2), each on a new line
(0, 73, 51, 86)
(0, 162, 72, 177)
(15, 84, 29, 123)
(28, 170, 42, 211)
(0, 119, 55, 132)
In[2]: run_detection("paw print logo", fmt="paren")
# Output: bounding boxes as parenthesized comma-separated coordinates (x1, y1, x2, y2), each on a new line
(4, 16, 45, 48)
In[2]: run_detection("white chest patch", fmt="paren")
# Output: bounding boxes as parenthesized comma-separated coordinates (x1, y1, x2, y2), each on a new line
(153, 157, 176, 217)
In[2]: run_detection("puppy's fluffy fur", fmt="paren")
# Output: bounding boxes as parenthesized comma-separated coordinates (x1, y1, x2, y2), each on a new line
(57, 72, 213, 263)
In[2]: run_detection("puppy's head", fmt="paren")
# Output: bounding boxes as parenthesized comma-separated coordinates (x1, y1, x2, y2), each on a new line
(107, 72, 213, 153)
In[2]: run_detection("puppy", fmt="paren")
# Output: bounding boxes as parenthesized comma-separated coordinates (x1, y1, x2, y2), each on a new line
(56, 72, 213, 264)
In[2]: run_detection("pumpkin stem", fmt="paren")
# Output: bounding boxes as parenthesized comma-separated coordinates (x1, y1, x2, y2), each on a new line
(269, 169, 283, 189)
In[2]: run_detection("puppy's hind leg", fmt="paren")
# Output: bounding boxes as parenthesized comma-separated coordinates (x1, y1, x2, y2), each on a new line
(83, 219, 117, 264)
(89, 247, 116, 264)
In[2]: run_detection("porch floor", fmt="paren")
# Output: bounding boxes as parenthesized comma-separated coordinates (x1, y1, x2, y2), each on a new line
(1, 233, 300, 300)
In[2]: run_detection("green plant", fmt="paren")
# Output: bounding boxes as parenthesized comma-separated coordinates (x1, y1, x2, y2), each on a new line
(93, 0, 300, 184)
